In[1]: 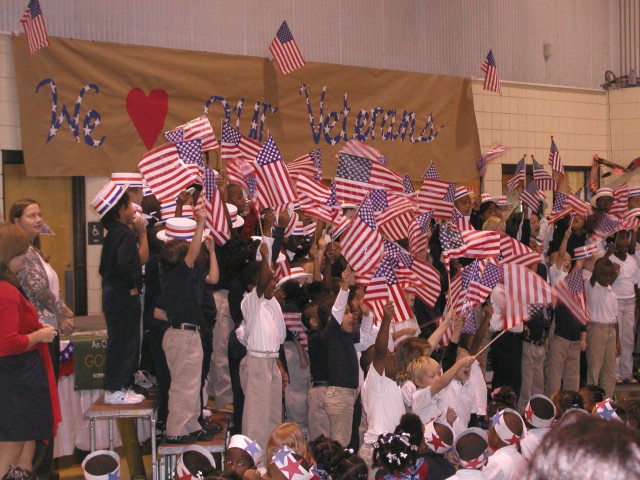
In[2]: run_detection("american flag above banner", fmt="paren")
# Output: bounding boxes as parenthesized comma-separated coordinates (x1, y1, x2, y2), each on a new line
(548, 136, 564, 173)
(269, 20, 306, 75)
(481, 49, 502, 95)
(21, 0, 49, 55)
(165, 116, 218, 152)
(253, 134, 297, 211)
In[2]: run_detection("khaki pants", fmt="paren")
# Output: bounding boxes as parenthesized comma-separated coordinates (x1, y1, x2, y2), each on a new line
(207, 290, 234, 406)
(284, 342, 311, 425)
(323, 386, 357, 448)
(545, 335, 581, 396)
(616, 297, 636, 379)
(518, 341, 546, 412)
(586, 322, 617, 398)
(240, 355, 282, 461)
(163, 328, 203, 437)
(307, 386, 330, 442)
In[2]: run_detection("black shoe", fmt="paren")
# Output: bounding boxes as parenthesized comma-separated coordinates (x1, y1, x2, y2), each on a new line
(191, 429, 215, 442)
(165, 433, 197, 444)
(200, 420, 223, 435)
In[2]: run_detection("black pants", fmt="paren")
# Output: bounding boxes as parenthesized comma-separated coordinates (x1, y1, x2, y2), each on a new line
(488, 331, 523, 398)
(144, 322, 170, 423)
(103, 292, 141, 391)
(198, 330, 214, 425)
(228, 330, 246, 434)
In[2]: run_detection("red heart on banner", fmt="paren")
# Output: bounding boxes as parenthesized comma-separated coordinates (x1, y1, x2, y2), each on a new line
(126, 88, 169, 149)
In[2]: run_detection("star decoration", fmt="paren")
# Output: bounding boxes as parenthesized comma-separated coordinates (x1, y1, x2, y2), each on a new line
(272, 446, 293, 465)
(464, 455, 485, 469)
(596, 401, 616, 420)
(280, 457, 304, 480)
(491, 411, 502, 427)
(524, 405, 533, 423)
(426, 432, 447, 452)
(507, 434, 520, 445)
(244, 439, 260, 457)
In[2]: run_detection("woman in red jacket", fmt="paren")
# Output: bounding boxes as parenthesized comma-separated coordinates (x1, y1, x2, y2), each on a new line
(0, 224, 59, 477)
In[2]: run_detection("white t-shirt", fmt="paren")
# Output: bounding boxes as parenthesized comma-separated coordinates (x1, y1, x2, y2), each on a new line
(361, 366, 405, 444)
(610, 254, 639, 299)
(520, 427, 550, 462)
(411, 385, 443, 424)
(240, 288, 286, 353)
(584, 279, 618, 324)
(439, 378, 476, 436)
(482, 445, 527, 480)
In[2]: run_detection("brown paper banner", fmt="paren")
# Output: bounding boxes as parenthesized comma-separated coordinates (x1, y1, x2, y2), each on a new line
(13, 35, 480, 181)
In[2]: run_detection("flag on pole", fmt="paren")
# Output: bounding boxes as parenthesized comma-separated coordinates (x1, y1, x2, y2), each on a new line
(220, 121, 262, 162)
(21, 0, 49, 55)
(369, 190, 418, 241)
(253, 134, 297, 210)
(287, 149, 322, 180)
(609, 183, 629, 218)
(225, 158, 257, 199)
(507, 157, 526, 193)
(477, 143, 511, 177)
(503, 263, 555, 329)
(452, 207, 474, 231)
(408, 211, 433, 258)
(340, 196, 384, 275)
(364, 256, 414, 323)
(480, 49, 502, 95)
(519, 181, 546, 212)
(393, 243, 442, 308)
(499, 235, 541, 268)
(423, 163, 441, 180)
(403, 175, 415, 195)
(548, 191, 593, 223)
(202, 166, 230, 246)
(165, 116, 218, 152)
(467, 261, 504, 307)
(440, 228, 501, 270)
(552, 270, 590, 325)
(338, 140, 388, 165)
(591, 213, 622, 243)
(283, 312, 309, 350)
(548, 136, 564, 173)
(269, 20, 306, 75)
(334, 153, 404, 205)
(418, 180, 456, 220)
(532, 158, 557, 191)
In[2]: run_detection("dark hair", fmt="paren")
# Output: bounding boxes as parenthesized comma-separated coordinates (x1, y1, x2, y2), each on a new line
(182, 450, 216, 477)
(317, 295, 337, 329)
(394, 414, 424, 449)
(101, 191, 131, 227)
(141, 194, 161, 218)
(580, 385, 606, 412)
(203, 470, 243, 480)
(330, 451, 368, 480)
(373, 432, 419, 474)
(456, 432, 488, 463)
(529, 396, 556, 422)
(552, 390, 584, 419)
(487, 386, 517, 418)
(301, 302, 319, 330)
(2, 466, 38, 480)
(309, 435, 343, 471)
(9, 198, 43, 251)
(525, 415, 640, 480)
(159, 238, 189, 270)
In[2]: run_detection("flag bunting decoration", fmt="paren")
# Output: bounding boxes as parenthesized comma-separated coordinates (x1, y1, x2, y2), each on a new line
(164, 115, 218, 152)
(254, 134, 297, 211)
(548, 136, 564, 173)
(507, 157, 526, 193)
(21, 0, 49, 55)
(532, 158, 557, 191)
(481, 49, 502, 95)
(269, 20, 306, 75)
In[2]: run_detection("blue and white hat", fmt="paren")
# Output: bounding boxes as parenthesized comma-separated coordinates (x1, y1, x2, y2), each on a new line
(91, 181, 128, 219)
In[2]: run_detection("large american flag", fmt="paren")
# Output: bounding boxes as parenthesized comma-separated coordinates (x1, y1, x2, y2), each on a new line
(499, 235, 541, 268)
(507, 157, 526, 193)
(548, 136, 564, 173)
(138, 140, 202, 202)
(287, 149, 322, 180)
(441, 228, 501, 270)
(269, 20, 306, 75)
(552, 271, 590, 325)
(609, 183, 629, 218)
(418, 180, 455, 220)
(338, 140, 388, 165)
(165, 116, 218, 152)
(254, 134, 297, 211)
(364, 256, 414, 323)
(408, 211, 433, 258)
(21, 0, 49, 55)
(340, 196, 384, 275)
(334, 153, 404, 205)
(532, 158, 557, 191)
(202, 166, 230, 246)
(519, 181, 546, 212)
(503, 263, 555, 329)
(220, 121, 262, 163)
(481, 49, 502, 95)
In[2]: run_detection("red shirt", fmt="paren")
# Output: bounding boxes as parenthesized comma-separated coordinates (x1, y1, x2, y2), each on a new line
(0, 280, 40, 356)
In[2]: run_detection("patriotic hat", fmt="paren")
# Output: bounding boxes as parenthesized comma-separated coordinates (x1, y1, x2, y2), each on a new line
(175, 445, 216, 480)
(453, 428, 488, 470)
(157, 217, 198, 242)
(111, 172, 144, 188)
(594, 399, 622, 422)
(228, 434, 263, 466)
(271, 446, 314, 480)
(573, 244, 598, 260)
(160, 201, 194, 221)
(590, 187, 614, 206)
(142, 181, 154, 197)
(81, 449, 120, 480)
(480, 193, 494, 204)
(491, 408, 527, 446)
(227, 203, 245, 229)
(493, 195, 509, 207)
(276, 266, 313, 288)
(454, 186, 470, 201)
(524, 394, 556, 428)
(424, 420, 453, 454)
(629, 186, 640, 197)
(91, 181, 128, 219)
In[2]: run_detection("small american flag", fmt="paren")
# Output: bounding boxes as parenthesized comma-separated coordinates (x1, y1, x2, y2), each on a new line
(499, 235, 541, 268)
(447, 259, 484, 316)
(340, 196, 384, 275)
(552, 271, 590, 325)
(165, 115, 218, 152)
(452, 207, 474, 231)
(477, 143, 511, 177)
(295, 174, 332, 205)
(507, 157, 526, 193)
(609, 183, 629, 218)
(254, 134, 297, 211)
(269, 20, 305, 75)
(221, 121, 262, 163)
(481, 49, 502, 95)
(21, 0, 49, 55)
(591, 213, 621, 243)
(370, 190, 418, 242)
(408, 211, 433, 258)
(548, 136, 564, 173)
(467, 261, 503, 308)
(275, 260, 292, 285)
(532, 158, 557, 191)
(225, 158, 257, 200)
(423, 163, 441, 180)
(520, 181, 545, 212)
(335, 152, 404, 205)
(504, 263, 555, 329)
(548, 191, 592, 223)
(441, 228, 501, 270)
(395, 247, 441, 308)
(284, 312, 309, 350)
(418, 180, 455, 220)
(339, 140, 388, 165)
(364, 256, 414, 323)
(287, 149, 322, 180)
(202, 166, 230, 246)
(403, 175, 415, 195)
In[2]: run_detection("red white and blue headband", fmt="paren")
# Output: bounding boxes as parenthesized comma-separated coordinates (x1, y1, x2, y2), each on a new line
(453, 427, 488, 470)
(491, 408, 527, 445)
(271, 446, 313, 480)
(524, 394, 556, 428)
(573, 244, 598, 260)
(91, 181, 128, 219)
(424, 421, 453, 454)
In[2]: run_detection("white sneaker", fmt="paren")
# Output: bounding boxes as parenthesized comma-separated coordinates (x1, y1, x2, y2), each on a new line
(134, 370, 156, 389)
(104, 389, 145, 405)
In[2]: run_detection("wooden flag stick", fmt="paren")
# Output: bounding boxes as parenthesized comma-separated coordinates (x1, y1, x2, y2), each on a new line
(474, 328, 508, 358)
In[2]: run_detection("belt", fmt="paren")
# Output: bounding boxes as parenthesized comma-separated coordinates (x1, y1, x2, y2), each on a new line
(170, 323, 199, 331)
(523, 337, 545, 346)
(311, 381, 330, 388)
(247, 350, 279, 358)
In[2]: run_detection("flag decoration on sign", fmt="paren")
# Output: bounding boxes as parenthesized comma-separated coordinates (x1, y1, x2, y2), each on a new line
(364, 256, 414, 323)
(519, 181, 546, 212)
(269, 20, 306, 75)
(552, 270, 590, 325)
(253, 134, 297, 211)
(138, 140, 202, 202)
(202, 166, 230, 246)
(548, 136, 564, 173)
(481, 49, 502, 95)
(503, 263, 555, 329)
(609, 183, 629, 218)
(499, 235, 541, 268)
(408, 211, 433, 258)
(477, 143, 511, 177)
(164, 116, 218, 152)
(532, 158, 557, 191)
(418, 180, 456, 220)
(507, 157, 526, 193)
(220, 122, 262, 163)
(283, 312, 309, 350)
(334, 153, 404, 205)
(287, 149, 322, 180)
(339, 140, 388, 165)
(21, 0, 49, 55)
(339, 196, 384, 275)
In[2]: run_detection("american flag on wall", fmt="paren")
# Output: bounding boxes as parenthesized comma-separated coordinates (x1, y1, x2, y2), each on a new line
(253, 134, 297, 211)
(507, 157, 526, 193)
(269, 20, 306, 75)
(532, 158, 557, 191)
(165, 115, 218, 152)
(334, 153, 404, 205)
(480, 49, 502, 95)
(220, 121, 262, 162)
(339, 196, 384, 275)
(548, 136, 564, 173)
(552, 270, 590, 325)
(503, 263, 555, 329)
(21, 0, 49, 55)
